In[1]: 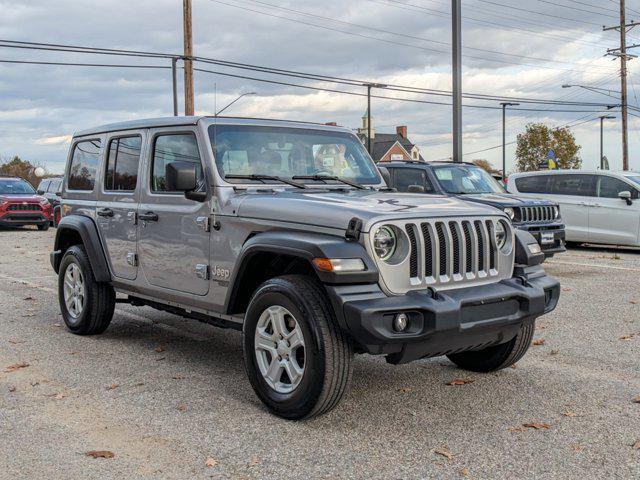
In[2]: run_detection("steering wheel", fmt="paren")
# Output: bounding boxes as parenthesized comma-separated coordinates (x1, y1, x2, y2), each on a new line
(313, 168, 333, 176)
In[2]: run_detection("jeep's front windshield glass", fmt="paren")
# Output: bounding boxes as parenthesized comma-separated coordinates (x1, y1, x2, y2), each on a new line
(0, 178, 36, 195)
(433, 165, 505, 194)
(209, 125, 381, 186)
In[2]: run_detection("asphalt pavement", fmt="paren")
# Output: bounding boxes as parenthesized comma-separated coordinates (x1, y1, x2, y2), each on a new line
(1, 227, 638, 479)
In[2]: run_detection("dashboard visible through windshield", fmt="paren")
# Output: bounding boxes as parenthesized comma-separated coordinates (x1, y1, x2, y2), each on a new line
(208, 125, 381, 186)
(433, 165, 505, 195)
(0, 178, 36, 195)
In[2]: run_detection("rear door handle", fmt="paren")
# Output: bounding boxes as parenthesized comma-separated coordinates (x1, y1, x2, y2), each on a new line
(138, 211, 158, 222)
(97, 207, 114, 218)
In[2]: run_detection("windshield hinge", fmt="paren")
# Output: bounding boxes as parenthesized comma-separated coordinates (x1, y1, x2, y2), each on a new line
(345, 217, 363, 242)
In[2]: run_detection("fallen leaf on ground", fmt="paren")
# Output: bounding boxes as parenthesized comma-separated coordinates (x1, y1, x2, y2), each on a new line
(154, 346, 165, 353)
(634, 395, 640, 403)
(85, 450, 115, 459)
(620, 333, 636, 340)
(563, 411, 579, 417)
(533, 339, 546, 346)
(510, 364, 518, 369)
(134, 382, 145, 387)
(205, 457, 218, 467)
(447, 378, 474, 386)
(4, 362, 30, 373)
(507, 427, 526, 433)
(8, 339, 24, 344)
(459, 467, 470, 477)
(434, 449, 454, 461)
(53, 323, 60, 327)
(45, 392, 67, 399)
(8, 386, 16, 393)
(550, 349, 560, 355)
(172, 375, 184, 380)
(523, 422, 551, 430)
(633, 440, 640, 450)
(571, 444, 584, 452)
(106, 384, 119, 390)
(398, 387, 412, 393)
(177, 404, 187, 412)
(631, 300, 638, 305)
(23, 296, 35, 301)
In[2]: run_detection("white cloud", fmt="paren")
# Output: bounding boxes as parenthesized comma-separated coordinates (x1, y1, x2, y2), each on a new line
(35, 135, 72, 146)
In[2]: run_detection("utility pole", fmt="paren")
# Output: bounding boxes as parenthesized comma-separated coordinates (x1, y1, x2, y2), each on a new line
(604, 1, 640, 171)
(600, 115, 616, 169)
(363, 83, 387, 156)
(183, 0, 195, 116)
(500, 102, 519, 179)
(171, 57, 178, 116)
(452, 0, 462, 162)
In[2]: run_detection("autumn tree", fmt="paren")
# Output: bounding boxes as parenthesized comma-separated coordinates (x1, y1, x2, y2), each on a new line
(472, 159, 501, 175)
(515, 123, 582, 172)
(0, 156, 46, 187)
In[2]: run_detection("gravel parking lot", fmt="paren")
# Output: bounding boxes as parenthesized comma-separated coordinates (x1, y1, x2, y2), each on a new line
(1, 228, 638, 479)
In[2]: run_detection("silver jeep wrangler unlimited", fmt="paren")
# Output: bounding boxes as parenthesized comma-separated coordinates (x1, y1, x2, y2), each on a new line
(51, 117, 560, 419)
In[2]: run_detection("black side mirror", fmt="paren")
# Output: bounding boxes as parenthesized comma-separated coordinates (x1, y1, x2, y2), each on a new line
(408, 184, 425, 194)
(37, 189, 45, 195)
(618, 190, 633, 205)
(166, 161, 207, 201)
(378, 166, 391, 186)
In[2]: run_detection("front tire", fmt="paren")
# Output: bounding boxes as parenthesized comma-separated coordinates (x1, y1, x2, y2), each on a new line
(37, 222, 49, 231)
(243, 275, 353, 420)
(447, 322, 535, 372)
(58, 245, 115, 335)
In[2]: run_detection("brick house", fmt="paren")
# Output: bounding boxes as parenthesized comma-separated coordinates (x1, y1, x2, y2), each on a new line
(356, 111, 424, 163)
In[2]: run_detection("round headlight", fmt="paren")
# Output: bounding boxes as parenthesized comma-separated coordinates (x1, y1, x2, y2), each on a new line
(494, 221, 507, 249)
(503, 207, 515, 220)
(553, 206, 560, 218)
(373, 226, 397, 261)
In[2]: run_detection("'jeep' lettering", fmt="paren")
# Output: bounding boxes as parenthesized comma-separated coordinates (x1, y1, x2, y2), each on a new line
(211, 265, 230, 280)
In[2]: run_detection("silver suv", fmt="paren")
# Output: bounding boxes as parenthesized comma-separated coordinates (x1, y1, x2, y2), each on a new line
(51, 116, 560, 419)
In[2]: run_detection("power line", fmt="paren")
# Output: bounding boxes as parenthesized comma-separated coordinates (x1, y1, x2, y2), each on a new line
(0, 59, 170, 69)
(531, 0, 618, 18)
(473, 0, 605, 27)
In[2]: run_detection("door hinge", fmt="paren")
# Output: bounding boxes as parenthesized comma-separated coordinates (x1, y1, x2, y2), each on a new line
(195, 264, 210, 280)
(126, 252, 138, 267)
(195, 216, 210, 232)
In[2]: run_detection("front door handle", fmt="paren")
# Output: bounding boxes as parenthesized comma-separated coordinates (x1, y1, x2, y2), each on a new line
(138, 211, 158, 222)
(97, 207, 114, 218)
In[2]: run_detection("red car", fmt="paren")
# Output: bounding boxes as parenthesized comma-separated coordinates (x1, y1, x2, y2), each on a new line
(0, 176, 52, 231)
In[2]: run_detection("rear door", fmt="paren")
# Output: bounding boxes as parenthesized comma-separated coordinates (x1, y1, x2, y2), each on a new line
(588, 175, 640, 245)
(96, 131, 145, 281)
(546, 174, 596, 242)
(137, 128, 211, 296)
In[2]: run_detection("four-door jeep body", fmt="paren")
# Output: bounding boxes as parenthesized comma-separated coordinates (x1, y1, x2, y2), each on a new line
(381, 161, 566, 258)
(51, 117, 560, 419)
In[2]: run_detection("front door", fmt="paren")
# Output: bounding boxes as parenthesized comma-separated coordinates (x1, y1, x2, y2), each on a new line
(589, 175, 640, 245)
(546, 174, 596, 243)
(96, 133, 144, 280)
(137, 129, 211, 296)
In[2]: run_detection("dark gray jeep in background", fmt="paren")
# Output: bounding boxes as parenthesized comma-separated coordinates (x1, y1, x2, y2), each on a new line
(51, 116, 560, 419)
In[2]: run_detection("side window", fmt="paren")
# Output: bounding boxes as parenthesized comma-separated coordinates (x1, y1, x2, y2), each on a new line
(105, 136, 142, 191)
(68, 140, 101, 191)
(151, 133, 202, 192)
(38, 180, 50, 192)
(49, 179, 62, 193)
(549, 175, 596, 196)
(391, 168, 433, 193)
(598, 176, 639, 199)
(514, 175, 549, 193)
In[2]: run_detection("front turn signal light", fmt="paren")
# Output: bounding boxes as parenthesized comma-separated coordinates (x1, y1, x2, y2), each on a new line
(312, 258, 366, 272)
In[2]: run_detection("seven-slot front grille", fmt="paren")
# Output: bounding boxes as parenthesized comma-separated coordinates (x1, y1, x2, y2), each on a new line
(8, 203, 42, 211)
(404, 219, 499, 286)
(519, 205, 555, 223)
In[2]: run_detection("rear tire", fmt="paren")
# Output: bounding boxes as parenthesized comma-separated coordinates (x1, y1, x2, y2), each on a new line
(447, 322, 535, 372)
(243, 275, 353, 419)
(58, 245, 115, 335)
(37, 222, 49, 231)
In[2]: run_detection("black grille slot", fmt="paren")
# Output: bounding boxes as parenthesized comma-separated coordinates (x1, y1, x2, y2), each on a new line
(406, 224, 418, 278)
(520, 206, 554, 223)
(486, 220, 496, 270)
(8, 203, 41, 211)
(449, 221, 461, 275)
(421, 223, 433, 278)
(462, 221, 473, 273)
(474, 221, 485, 272)
(436, 222, 447, 276)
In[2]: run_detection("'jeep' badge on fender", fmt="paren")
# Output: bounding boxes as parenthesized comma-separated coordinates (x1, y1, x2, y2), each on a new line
(211, 265, 231, 280)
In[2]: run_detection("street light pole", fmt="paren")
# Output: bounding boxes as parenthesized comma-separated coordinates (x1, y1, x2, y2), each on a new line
(599, 115, 616, 170)
(171, 57, 178, 116)
(500, 102, 519, 179)
(452, 0, 463, 162)
(215, 92, 257, 116)
(363, 83, 387, 156)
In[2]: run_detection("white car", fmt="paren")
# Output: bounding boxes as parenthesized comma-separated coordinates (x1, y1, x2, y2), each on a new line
(506, 170, 640, 247)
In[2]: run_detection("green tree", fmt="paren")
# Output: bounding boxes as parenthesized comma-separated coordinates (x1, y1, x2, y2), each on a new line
(515, 123, 582, 172)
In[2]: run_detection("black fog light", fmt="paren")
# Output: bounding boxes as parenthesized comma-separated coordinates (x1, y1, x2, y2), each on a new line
(393, 313, 409, 332)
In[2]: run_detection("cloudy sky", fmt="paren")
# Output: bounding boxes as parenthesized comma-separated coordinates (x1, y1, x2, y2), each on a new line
(1, 0, 640, 173)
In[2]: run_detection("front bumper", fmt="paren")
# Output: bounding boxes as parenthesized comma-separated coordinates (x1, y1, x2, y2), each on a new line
(0, 211, 51, 227)
(515, 223, 566, 257)
(327, 267, 560, 364)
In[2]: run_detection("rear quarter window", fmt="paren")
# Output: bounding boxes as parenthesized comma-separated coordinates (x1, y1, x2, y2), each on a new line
(514, 175, 550, 193)
(68, 140, 101, 191)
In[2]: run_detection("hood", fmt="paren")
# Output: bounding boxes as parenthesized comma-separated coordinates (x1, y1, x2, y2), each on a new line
(0, 194, 45, 203)
(235, 189, 505, 232)
(456, 193, 556, 207)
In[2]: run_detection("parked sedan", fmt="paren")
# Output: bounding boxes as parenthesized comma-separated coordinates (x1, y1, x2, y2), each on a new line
(381, 161, 566, 257)
(507, 170, 640, 247)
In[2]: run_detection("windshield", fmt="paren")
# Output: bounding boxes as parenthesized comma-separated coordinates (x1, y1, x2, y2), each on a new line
(0, 178, 36, 195)
(625, 175, 640, 188)
(433, 165, 506, 194)
(208, 125, 381, 186)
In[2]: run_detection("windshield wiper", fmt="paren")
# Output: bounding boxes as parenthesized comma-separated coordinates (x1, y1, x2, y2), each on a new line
(292, 174, 366, 190)
(225, 174, 306, 189)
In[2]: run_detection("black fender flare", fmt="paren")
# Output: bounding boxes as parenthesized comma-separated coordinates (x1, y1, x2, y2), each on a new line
(225, 230, 379, 313)
(51, 215, 111, 282)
